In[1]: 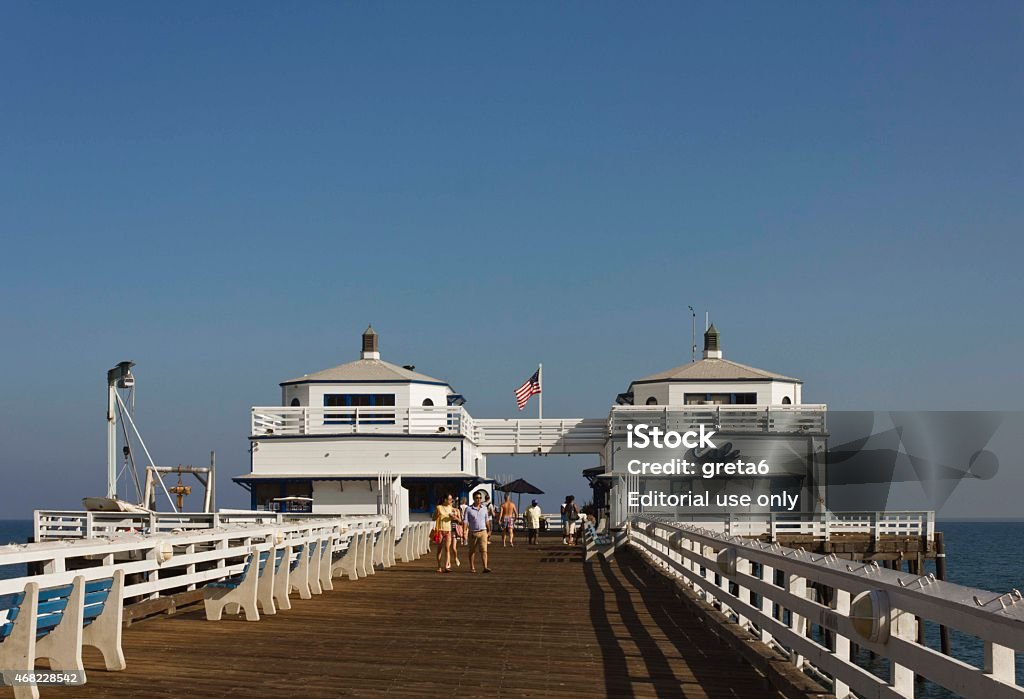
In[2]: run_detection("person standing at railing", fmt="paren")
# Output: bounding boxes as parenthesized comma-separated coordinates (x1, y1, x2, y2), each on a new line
(562, 495, 579, 546)
(524, 500, 542, 545)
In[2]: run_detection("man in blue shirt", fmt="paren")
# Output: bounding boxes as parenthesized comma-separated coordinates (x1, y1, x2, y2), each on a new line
(464, 490, 493, 573)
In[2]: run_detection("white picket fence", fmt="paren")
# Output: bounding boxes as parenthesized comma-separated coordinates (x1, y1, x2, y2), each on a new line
(653, 511, 936, 543)
(33, 510, 329, 542)
(3, 515, 409, 603)
(628, 517, 1024, 698)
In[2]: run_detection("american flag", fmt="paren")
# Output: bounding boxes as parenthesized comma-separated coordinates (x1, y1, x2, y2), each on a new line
(515, 369, 541, 410)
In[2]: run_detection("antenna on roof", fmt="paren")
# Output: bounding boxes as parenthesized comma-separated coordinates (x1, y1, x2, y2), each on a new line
(705, 311, 709, 332)
(688, 306, 696, 363)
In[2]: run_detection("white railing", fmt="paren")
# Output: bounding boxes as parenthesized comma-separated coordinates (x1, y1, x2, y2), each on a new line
(474, 418, 607, 454)
(650, 511, 935, 543)
(251, 405, 478, 441)
(629, 517, 1024, 698)
(33, 510, 333, 542)
(4, 515, 389, 603)
(609, 404, 828, 435)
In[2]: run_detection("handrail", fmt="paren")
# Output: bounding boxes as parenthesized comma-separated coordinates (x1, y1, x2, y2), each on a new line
(628, 516, 1024, 698)
(5, 514, 390, 603)
(33, 509, 330, 542)
(645, 511, 935, 543)
(251, 405, 478, 441)
(609, 404, 828, 435)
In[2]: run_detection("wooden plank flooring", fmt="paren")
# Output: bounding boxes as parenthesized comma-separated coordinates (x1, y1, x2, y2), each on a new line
(50, 535, 780, 698)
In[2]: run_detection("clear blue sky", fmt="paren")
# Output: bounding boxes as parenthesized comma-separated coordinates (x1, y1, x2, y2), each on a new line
(1, 3, 1021, 518)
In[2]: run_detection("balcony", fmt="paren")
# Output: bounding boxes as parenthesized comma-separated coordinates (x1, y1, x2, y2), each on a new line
(251, 405, 479, 441)
(609, 404, 828, 436)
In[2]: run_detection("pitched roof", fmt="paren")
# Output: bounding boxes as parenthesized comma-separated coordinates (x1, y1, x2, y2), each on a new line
(280, 358, 451, 386)
(629, 357, 801, 386)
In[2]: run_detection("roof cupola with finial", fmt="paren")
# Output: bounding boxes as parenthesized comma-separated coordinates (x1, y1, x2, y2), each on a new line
(703, 324, 722, 359)
(277, 326, 459, 410)
(361, 325, 379, 360)
(620, 323, 802, 407)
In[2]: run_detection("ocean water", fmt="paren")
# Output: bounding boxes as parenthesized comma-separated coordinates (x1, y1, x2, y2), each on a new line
(0, 519, 32, 580)
(0, 519, 1019, 696)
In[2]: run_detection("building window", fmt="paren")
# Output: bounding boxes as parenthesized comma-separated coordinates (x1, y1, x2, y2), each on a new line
(422, 398, 434, 407)
(290, 398, 300, 407)
(685, 393, 758, 405)
(646, 397, 658, 405)
(782, 396, 792, 405)
(324, 394, 396, 424)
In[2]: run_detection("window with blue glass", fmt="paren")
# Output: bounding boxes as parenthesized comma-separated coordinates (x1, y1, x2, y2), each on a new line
(324, 394, 396, 424)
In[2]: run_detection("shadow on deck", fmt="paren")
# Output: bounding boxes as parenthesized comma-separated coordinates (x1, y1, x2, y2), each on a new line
(49, 534, 781, 698)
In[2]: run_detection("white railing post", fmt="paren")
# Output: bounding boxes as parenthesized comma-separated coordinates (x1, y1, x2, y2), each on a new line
(984, 641, 1015, 685)
(759, 561, 774, 644)
(735, 556, 750, 629)
(702, 544, 717, 607)
(784, 571, 806, 668)
(890, 607, 916, 696)
(833, 589, 851, 698)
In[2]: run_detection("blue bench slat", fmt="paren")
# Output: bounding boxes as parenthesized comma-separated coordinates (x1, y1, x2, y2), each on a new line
(0, 622, 11, 640)
(38, 584, 73, 603)
(37, 598, 69, 616)
(36, 613, 63, 632)
(0, 592, 25, 610)
(85, 579, 113, 594)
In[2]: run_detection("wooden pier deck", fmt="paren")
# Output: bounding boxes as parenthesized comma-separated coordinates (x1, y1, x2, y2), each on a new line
(49, 535, 784, 698)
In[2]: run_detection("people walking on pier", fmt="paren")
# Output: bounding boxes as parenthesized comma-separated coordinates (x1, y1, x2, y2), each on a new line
(563, 495, 579, 546)
(450, 493, 464, 567)
(433, 494, 461, 573)
(499, 493, 518, 547)
(463, 490, 492, 573)
(483, 492, 497, 542)
(458, 496, 469, 544)
(524, 499, 542, 545)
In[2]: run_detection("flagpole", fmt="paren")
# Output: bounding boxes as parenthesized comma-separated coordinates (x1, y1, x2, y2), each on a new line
(538, 363, 543, 420)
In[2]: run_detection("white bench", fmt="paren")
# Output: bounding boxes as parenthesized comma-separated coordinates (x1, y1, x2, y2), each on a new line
(0, 571, 125, 698)
(203, 547, 267, 622)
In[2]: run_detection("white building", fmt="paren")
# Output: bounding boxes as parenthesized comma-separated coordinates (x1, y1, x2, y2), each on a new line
(604, 325, 826, 524)
(236, 324, 827, 529)
(619, 324, 802, 407)
(236, 327, 492, 527)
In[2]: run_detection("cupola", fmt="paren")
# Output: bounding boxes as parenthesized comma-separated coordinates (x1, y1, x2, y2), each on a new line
(361, 325, 380, 360)
(703, 324, 722, 359)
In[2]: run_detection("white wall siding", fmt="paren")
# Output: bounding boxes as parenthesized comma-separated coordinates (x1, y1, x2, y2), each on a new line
(632, 383, 671, 406)
(282, 384, 310, 406)
(312, 479, 378, 515)
(407, 382, 449, 409)
(251, 436, 470, 475)
(770, 381, 801, 405)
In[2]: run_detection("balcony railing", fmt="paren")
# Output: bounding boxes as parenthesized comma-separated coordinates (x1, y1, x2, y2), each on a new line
(251, 405, 479, 441)
(609, 404, 828, 436)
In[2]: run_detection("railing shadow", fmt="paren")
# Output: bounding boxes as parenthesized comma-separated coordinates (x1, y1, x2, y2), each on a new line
(584, 548, 774, 698)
